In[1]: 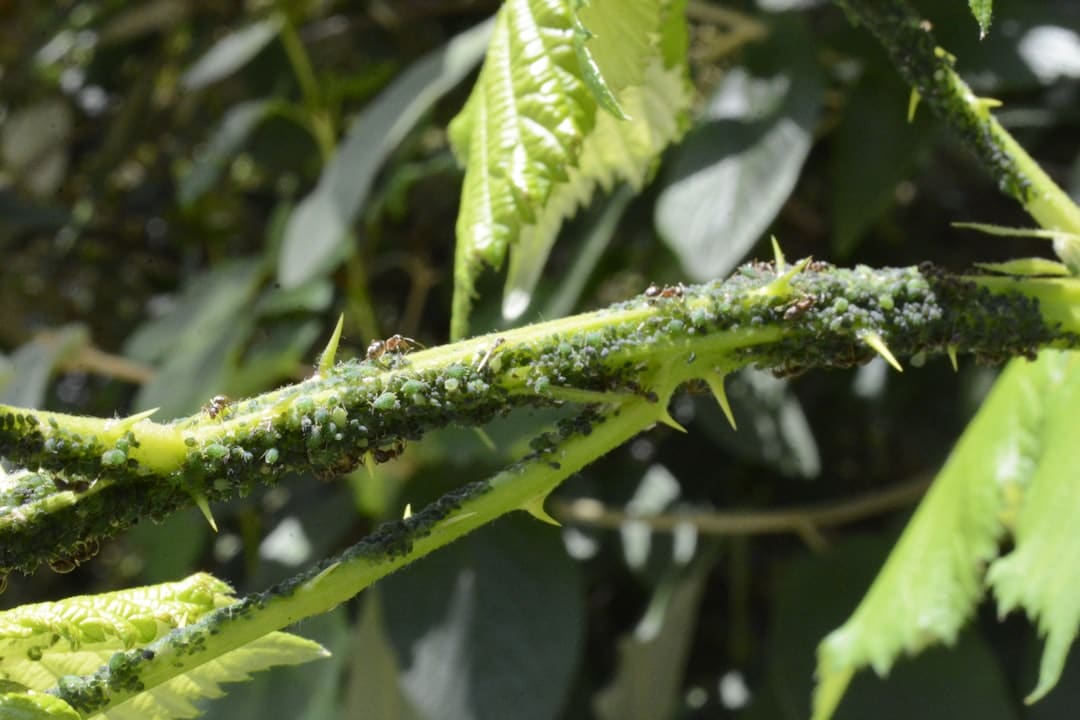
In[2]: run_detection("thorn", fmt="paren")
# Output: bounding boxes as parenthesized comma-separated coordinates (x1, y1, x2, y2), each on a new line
(771, 235, 786, 274)
(317, 314, 345, 376)
(192, 492, 218, 532)
(403, 503, 412, 520)
(472, 427, 496, 452)
(523, 496, 561, 526)
(975, 96, 1003, 113)
(861, 332, 903, 373)
(705, 373, 737, 430)
(907, 88, 921, 123)
(362, 453, 375, 481)
(109, 407, 159, 431)
(658, 407, 687, 433)
(947, 345, 959, 372)
(755, 256, 811, 298)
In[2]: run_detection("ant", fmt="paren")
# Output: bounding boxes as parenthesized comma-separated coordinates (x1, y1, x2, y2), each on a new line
(783, 294, 816, 320)
(644, 282, 685, 300)
(366, 334, 425, 361)
(204, 395, 232, 420)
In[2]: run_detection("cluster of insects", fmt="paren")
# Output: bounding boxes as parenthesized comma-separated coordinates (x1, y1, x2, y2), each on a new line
(366, 334, 424, 361)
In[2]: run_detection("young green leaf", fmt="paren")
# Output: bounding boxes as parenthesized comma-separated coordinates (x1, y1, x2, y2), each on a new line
(813, 353, 1070, 719)
(449, 0, 692, 338)
(986, 352, 1080, 703)
(968, 0, 993, 39)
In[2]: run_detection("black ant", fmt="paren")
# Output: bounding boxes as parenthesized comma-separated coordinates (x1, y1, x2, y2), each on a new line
(366, 334, 425, 361)
(204, 395, 232, 420)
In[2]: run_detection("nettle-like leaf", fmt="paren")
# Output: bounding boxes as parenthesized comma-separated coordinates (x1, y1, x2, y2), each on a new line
(449, 0, 692, 338)
(813, 351, 1080, 719)
(0, 573, 327, 720)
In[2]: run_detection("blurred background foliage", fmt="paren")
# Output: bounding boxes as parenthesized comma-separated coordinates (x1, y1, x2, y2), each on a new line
(1, 0, 1079, 717)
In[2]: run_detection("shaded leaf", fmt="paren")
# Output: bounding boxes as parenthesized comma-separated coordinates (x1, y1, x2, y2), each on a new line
(343, 594, 419, 720)
(593, 560, 711, 720)
(1, 99, 73, 197)
(831, 71, 933, 258)
(813, 353, 1069, 719)
(380, 514, 583, 720)
(655, 17, 822, 281)
(277, 18, 493, 289)
(181, 17, 281, 90)
(0, 325, 89, 408)
(178, 99, 278, 208)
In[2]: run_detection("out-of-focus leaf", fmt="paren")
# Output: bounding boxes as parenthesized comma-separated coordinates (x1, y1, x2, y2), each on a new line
(985, 352, 1080, 702)
(0, 325, 88, 408)
(1015, 24, 1080, 83)
(380, 514, 583, 720)
(126, 260, 265, 418)
(99, 0, 190, 45)
(225, 318, 322, 398)
(969, 0, 993, 38)
(655, 17, 822, 281)
(693, 368, 820, 479)
(181, 17, 282, 90)
(830, 71, 933, 258)
(1, 99, 72, 197)
(179, 99, 279, 208)
(277, 18, 493, 289)
(343, 594, 419, 720)
(198, 610, 346, 720)
(450, 0, 692, 337)
(0, 688, 79, 720)
(593, 560, 711, 720)
(752, 535, 1016, 720)
(620, 464, 682, 571)
(813, 352, 1073, 720)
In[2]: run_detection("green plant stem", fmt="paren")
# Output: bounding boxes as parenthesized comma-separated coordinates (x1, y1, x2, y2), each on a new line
(835, 0, 1080, 239)
(51, 400, 659, 716)
(2, 263, 1079, 581)
(277, 13, 335, 162)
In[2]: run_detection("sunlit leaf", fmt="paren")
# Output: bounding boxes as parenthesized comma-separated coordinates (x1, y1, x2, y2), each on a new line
(986, 352, 1080, 703)
(812, 353, 1075, 719)
(277, 19, 493, 289)
(181, 17, 281, 90)
(969, 0, 993, 39)
(450, 0, 692, 337)
(0, 688, 80, 720)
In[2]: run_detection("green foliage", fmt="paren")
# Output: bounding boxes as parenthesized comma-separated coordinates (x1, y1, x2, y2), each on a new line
(448, 0, 692, 337)
(968, 0, 994, 39)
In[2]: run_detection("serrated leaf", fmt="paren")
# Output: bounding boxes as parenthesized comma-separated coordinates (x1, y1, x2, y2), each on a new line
(0, 688, 80, 720)
(450, 0, 691, 337)
(969, 0, 993, 39)
(985, 352, 1080, 703)
(178, 99, 278, 208)
(181, 17, 281, 90)
(277, 19, 492, 289)
(812, 353, 1071, 719)
(0, 574, 233, 685)
(97, 631, 328, 720)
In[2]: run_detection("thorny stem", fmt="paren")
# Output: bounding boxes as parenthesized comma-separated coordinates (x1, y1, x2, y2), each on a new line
(2, 262, 1080, 582)
(835, 0, 1080, 242)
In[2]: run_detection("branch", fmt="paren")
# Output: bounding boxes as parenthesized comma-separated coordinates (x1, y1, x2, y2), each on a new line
(1, 261, 1078, 582)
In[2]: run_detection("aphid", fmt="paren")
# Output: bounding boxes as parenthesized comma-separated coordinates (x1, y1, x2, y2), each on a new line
(644, 283, 685, 301)
(783, 294, 816, 320)
(366, 334, 425, 361)
(204, 395, 232, 420)
(476, 337, 506, 372)
(372, 439, 407, 464)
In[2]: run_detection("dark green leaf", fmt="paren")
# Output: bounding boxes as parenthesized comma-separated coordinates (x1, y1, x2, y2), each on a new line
(181, 17, 282, 90)
(179, 99, 278, 207)
(0, 325, 88, 408)
(655, 17, 822, 281)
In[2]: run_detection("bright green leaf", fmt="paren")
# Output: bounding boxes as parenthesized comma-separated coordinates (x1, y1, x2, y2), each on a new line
(986, 352, 1080, 703)
(969, 0, 993, 39)
(181, 17, 282, 90)
(813, 353, 1071, 719)
(450, 0, 691, 337)
(0, 688, 80, 720)
(277, 19, 493, 289)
